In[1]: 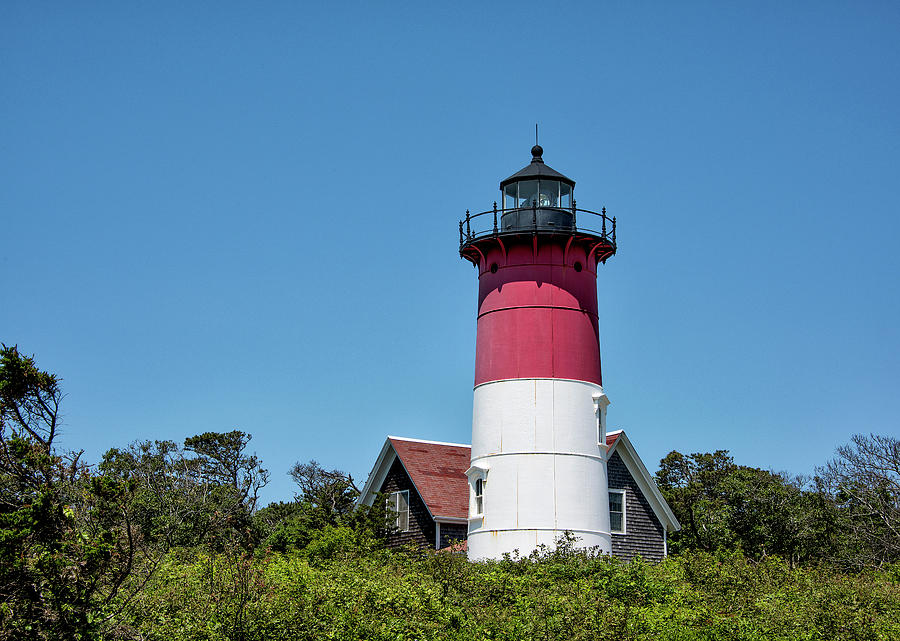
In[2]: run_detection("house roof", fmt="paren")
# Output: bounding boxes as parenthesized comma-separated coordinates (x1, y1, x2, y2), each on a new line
(389, 437, 471, 521)
(356, 436, 471, 522)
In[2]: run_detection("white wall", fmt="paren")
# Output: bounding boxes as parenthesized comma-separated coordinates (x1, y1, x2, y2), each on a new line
(468, 378, 611, 560)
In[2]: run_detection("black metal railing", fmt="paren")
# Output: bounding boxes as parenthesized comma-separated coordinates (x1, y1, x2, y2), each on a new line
(458, 200, 616, 252)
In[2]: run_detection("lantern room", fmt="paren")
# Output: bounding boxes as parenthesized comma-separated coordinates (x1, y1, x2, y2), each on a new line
(458, 145, 616, 267)
(500, 144, 575, 209)
(499, 144, 576, 232)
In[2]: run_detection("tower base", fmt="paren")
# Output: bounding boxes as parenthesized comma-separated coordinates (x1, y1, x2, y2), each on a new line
(466, 378, 612, 561)
(467, 528, 611, 561)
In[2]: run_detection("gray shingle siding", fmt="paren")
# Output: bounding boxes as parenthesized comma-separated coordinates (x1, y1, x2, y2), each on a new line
(607, 450, 666, 562)
(380, 457, 435, 549)
(438, 523, 468, 549)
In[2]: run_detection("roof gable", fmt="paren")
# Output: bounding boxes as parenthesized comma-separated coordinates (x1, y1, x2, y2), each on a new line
(357, 436, 470, 521)
(607, 430, 681, 532)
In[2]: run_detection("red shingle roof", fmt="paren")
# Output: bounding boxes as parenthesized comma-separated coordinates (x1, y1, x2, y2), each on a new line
(606, 431, 621, 447)
(389, 437, 471, 520)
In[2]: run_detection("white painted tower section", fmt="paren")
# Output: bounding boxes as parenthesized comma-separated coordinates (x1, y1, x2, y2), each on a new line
(466, 378, 612, 560)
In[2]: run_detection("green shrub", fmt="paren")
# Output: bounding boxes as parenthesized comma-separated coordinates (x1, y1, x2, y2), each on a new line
(120, 546, 900, 641)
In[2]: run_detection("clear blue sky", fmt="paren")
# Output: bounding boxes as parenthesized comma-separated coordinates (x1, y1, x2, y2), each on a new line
(3, 2, 898, 504)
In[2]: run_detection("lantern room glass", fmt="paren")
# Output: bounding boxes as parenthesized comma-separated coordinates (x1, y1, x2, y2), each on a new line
(502, 180, 574, 210)
(517, 181, 538, 208)
(538, 180, 560, 207)
(504, 184, 517, 211)
(560, 183, 572, 208)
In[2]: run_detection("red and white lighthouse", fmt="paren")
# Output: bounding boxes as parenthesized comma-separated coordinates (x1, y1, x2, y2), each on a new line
(459, 145, 617, 560)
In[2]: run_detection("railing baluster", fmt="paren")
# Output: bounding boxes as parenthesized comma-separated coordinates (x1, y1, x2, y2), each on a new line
(466, 210, 471, 240)
(612, 216, 616, 246)
(493, 201, 498, 235)
(601, 207, 606, 237)
(459, 220, 464, 247)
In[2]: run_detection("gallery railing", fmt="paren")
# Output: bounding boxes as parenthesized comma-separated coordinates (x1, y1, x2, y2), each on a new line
(459, 201, 616, 253)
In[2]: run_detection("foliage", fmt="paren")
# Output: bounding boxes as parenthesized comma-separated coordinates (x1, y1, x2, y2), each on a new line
(656, 449, 845, 565)
(123, 540, 900, 641)
(288, 460, 358, 522)
(819, 433, 900, 568)
(5, 344, 898, 639)
(256, 460, 390, 553)
(100, 430, 269, 551)
(0, 345, 145, 640)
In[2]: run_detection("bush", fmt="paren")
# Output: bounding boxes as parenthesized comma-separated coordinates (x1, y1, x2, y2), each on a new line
(121, 546, 900, 641)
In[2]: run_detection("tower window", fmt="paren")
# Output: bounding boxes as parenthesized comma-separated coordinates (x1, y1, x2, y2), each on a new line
(574, 261, 582, 272)
(609, 490, 625, 534)
(386, 490, 410, 532)
(474, 478, 484, 516)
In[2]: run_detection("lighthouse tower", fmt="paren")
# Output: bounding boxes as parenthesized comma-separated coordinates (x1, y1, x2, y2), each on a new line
(459, 145, 617, 560)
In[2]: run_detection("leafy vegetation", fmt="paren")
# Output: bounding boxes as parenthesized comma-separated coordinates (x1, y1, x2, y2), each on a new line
(123, 538, 900, 641)
(2, 345, 899, 639)
(0, 345, 149, 640)
(655, 441, 900, 570)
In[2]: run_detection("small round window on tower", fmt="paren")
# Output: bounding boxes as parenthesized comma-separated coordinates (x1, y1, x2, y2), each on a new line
(490, 263, 499, 274)
(574, 261, 583, 272)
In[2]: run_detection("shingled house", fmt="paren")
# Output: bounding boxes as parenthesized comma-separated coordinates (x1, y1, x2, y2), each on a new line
(357, 431, 680, 561)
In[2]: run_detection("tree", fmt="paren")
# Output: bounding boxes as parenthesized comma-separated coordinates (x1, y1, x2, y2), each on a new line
(656, 449, 843, 565)
(100, 439, 214, 550)
(819, 433, 900, 567)
(100, 430, 269, 551)
(289, 459, 359, 523)
(655, 450, 736, 553)
(256, 460, 389, 552)
(0, 345, 143, 640)
(185, 430, 269, 514)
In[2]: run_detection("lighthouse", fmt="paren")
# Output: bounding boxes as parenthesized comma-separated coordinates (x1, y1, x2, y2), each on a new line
(459, 145, 617, 560)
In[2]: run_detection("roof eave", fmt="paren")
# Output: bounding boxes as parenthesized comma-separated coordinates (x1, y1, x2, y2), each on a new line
(499, 163, 575, 189)
(356, 437, 397, 509)
(608, 432, 682, 532)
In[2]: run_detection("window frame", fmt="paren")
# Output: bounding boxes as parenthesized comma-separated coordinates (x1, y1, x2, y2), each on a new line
(466, 465, 489, 520)
(592, 391, 608, 447)
(386, 489, 410, 532)
(609, 489, 626, 535)
(473, 477, 484, 516)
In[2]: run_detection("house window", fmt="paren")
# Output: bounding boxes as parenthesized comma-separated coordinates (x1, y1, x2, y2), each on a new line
(474, 478, 484, 515)
(609, 490, 625, 534)
(386, 490, 410, 532)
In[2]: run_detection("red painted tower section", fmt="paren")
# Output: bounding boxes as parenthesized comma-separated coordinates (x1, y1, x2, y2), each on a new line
(474, 241, 604, 386)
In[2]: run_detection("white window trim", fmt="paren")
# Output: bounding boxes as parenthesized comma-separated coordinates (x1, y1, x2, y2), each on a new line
(473, 477, 485, 516)
(465, 465, 489, 520)
(609, 488, 626, 535)
(386, 489, 410, 532)
(592, 391, 610, 448)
